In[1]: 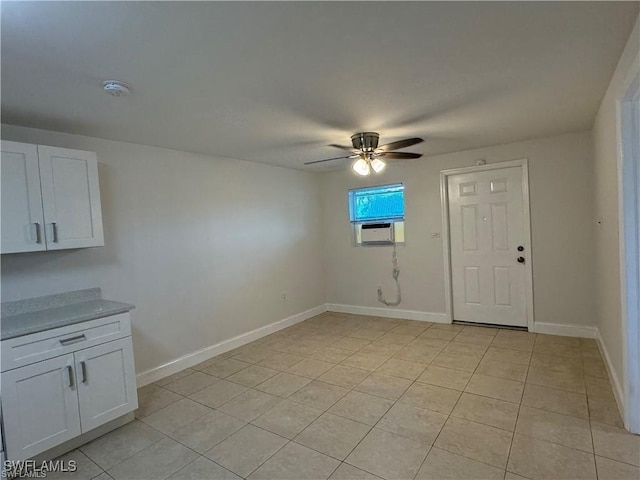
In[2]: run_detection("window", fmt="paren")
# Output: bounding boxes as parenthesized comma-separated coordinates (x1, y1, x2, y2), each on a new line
(348, 183, 405, 223)
(348, 184, 405, 244)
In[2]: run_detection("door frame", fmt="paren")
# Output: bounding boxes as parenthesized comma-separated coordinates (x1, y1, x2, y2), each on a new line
(440, 158, 535, 331)
(617, 68, 640, 434)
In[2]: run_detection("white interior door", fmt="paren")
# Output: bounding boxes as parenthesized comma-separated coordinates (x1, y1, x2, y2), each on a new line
(38, 145, 104, 249)
(447, 166, 528, 327)
(1, 141, 46, 253)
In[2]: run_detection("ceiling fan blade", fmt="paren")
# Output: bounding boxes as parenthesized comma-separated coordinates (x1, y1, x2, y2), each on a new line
(377, 137, 424, 152)
(304, 155, 357, 165)
(377, 152, 423, 159)
(329, 144, 358, 152)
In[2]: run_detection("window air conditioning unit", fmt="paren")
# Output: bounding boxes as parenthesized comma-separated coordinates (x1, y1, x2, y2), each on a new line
(361, 223, 394, 245)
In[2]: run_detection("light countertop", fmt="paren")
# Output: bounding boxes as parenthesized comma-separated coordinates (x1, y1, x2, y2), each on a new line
(1, 289, 135, 340)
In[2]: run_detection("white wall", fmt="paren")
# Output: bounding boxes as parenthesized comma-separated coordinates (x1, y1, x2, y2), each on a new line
(591, 16, 640, 407)
(321, 131, 596, 329)
(0, 124, 325, 375)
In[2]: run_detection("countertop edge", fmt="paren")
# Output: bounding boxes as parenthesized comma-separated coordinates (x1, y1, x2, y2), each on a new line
(1, 301, 136, 341)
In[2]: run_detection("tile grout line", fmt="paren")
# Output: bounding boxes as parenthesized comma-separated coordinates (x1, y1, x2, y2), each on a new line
(409, 327, 490, 479)
(238, 427, 293, 480)
(134, 384, 263, 479)
(412, 327, 525, 478)
(281, 325, 513, 477)
(504, 333, 534, 477)
(292, 322, 445, 479)
(81, 418, 175, 476)
(180, 321, 404, 478)
(584, 346, 600, 480)
(287, 316, 405, 479)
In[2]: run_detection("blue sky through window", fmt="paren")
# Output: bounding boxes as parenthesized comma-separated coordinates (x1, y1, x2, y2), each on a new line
(348, 184, 405, 223)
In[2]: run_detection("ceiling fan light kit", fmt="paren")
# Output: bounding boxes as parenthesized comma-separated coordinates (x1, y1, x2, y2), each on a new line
(370, 158, 386, 173)
(305, 132, 424, 176)
(352, 157, 371, 176)
(352, 155, 386, 176)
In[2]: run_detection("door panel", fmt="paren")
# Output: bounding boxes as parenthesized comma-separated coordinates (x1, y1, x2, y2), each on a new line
(463, 267, 481, 304)
(490, 203, 509, 250)
(461, 205, 479, 251)
(1, 354, 81, 461)
(493, 267, 512, 306)
(38, 146, 104, 249)
(75, 338, 137, 432)
(448, 166, 528, 327)
(1, 141, 46, 253)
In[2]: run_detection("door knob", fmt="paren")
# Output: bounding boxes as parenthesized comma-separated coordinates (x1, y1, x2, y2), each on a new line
(517, 245, 524, 252)
(517, 257, 526, 264)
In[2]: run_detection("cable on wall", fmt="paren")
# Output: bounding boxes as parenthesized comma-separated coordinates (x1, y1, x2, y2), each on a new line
(377, 242, 402, 306)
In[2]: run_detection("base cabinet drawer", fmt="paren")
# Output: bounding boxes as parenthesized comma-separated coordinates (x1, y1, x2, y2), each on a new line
(2, 354, 82, 461)
(1, 337, 138, 461)
(1, 312, 132, 373)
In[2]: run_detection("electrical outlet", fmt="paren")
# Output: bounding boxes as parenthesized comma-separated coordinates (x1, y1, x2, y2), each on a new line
(281, 291, 287, 302)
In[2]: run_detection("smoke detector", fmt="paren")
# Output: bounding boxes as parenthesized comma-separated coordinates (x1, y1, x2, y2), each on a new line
(102, 81, 130, 97)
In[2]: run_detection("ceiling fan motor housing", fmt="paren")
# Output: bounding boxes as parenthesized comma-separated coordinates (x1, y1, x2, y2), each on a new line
(351, 132, 379, 151)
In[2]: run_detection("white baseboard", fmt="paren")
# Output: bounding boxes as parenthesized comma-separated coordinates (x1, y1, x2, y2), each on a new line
(532, 322, 598, 338)
(136, 304, 327, 387)
(326, 303, 449, 323)
(595, 327, 625, 418)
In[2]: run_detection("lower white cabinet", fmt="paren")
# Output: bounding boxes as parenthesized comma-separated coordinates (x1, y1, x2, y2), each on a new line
(75, 338, 137, 432)
(1, 315, 137, 461)
(2, 354, 82, 460)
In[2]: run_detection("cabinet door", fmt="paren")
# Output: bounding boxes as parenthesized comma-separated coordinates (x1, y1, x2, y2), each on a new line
(38, 146, 104, 249)
(75, 338, 138, 432)
(1, 354, 81, 461)
(1, 141, 46, 253)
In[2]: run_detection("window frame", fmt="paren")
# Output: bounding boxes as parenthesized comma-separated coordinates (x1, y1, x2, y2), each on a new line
(348, 183, 405, 225)
(348, 183, 406, 246)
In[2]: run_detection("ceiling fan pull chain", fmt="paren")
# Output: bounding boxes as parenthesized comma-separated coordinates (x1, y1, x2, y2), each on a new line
(377, 242, 402, 307)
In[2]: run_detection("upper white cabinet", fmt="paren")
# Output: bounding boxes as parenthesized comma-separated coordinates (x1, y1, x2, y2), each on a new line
(1, 141, 104, 254)
(38, 146, 104, 250)
(0, 141, 47, 253)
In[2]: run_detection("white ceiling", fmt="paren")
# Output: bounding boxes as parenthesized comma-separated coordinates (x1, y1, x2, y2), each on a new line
(2, 2, 637, 171)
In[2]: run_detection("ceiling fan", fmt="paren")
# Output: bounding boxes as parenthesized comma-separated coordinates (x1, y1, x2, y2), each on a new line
(304, 132, 424, 176)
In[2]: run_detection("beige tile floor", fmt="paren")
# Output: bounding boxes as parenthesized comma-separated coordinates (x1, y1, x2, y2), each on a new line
(56, 313, 639, 480)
